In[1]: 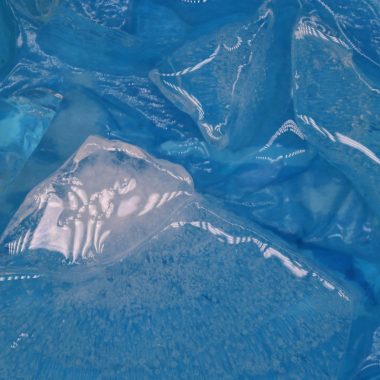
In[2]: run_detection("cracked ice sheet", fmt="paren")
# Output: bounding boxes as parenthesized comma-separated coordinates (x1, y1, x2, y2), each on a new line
(292, 12, 380, 218)
(0, 136, 352, 378)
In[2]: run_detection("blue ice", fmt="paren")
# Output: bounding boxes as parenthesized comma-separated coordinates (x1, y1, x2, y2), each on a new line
(0, 0, 379, 378)
(0, 136, 352, 379)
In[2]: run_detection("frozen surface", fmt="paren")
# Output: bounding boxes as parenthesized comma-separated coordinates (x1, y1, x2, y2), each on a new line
(67, 0, 133, 30)
(150, 1, 292, 150)
(0, 95, 57, 188)
(1, 136, 194, 262)
(0, 138, 352, 379)
(293, 11, 380, 218)
(0, 0, 379, 378)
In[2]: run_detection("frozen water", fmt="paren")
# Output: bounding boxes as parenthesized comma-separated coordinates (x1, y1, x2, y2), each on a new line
(293, 11, 380, 218)
(0, 0, 64, 189)
(153, 0, 262, 25)
(1, 136, 194, 262)
(133, 0, 188, 56)
(0, 0, 379, 377)
(150, 2, 275, 150)
(8, 0, 59, 24)
(150, 0, 298, 151)
(0, 138, 352, 379)
(312, 0, 380, 68)
(0, 93, 60, 188)
(67, 0, 133, 31)
(0, 1, 16, 79)
(36, 4, 140, 75)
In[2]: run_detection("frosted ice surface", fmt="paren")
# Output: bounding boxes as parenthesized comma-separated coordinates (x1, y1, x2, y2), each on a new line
(154, 0, 262, 25)
(312, 0, 380, 68)
(0, 1, 16, 79)
(292, 13, 380, 217)
(0, 1, 63, 188)
(0, 193, 352, 378)
(0, 92, 60, 189)
(355, 325, 380, 379)
(133, 0, 187, 56)
(150, 2, 276, 150)
(1, 136, 194, 262)
(36, 4, 139, 74)
(67, 0, 133, 31)
(8, 0, 59, 23)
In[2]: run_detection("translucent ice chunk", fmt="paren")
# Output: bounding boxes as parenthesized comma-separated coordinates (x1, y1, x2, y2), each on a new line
(312, 0, 380, 68)
(150, 4, 273, 149)
(0, 1, 63, 190)
(0, 199, 352, 378)
(0, 1, 17, 79)
(36, 1, 188, 74)
(153, 0, 262, 25)
(292, 13, 380, 217)
(36, 4, 141, 75)
(1, 136, 194, 262)
(0, 92, 61, 189)
(133, 0, 188, 56)
(8, 0, 59, 24)
(355, 325, 380, 379)
(150, 1, 298, 151)
(66, 0, 133, 31)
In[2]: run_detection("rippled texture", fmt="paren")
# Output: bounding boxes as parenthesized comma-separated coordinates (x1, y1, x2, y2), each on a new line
(0, 0, 379, 378)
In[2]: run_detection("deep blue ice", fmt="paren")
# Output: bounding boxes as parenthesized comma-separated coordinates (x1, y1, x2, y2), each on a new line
(0, 0, 379, 378)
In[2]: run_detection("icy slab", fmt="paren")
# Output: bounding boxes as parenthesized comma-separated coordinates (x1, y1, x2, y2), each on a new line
(8, 0, 59, 24)
(292, 13, 380, 217)
(1, 136, 194, 262)
(0, 2, 64, 190)
(35, 1, 187, 74)
(230, 153, 380, 262)
(355, 325, 380, 379)
(0, 197, 352, 378)
(179, 121, 380, 265)
(149, 2, 274, 150)
(153, 0, 262, 25)
(0, 91, 61, 189)
(36, 4, 140, 75)
(0, 1, 16, 79)
(150, 1, 297, 151)
(66, 0, 133, 31)
(133, 0, 188, 56)
(86, 73, 198, 138)
(312, 0, 380, 68)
